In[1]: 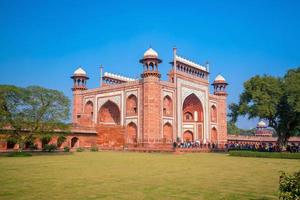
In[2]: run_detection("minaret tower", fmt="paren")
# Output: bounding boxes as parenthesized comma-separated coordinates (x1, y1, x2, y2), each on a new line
(71, 67, 89, 91)
(140, 48, 162, 146)
(71, 67, 89, 125)
(140, 48, 162, 79)
(212, 74, 228, 147)
(212, 74, 228, 96)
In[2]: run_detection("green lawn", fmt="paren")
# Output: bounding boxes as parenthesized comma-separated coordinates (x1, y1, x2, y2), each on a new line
(0, 152, 299, 200)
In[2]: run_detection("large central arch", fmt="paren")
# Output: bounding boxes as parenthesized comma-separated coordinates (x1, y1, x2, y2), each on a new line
(98, 100, 121, 125)
(182, 93, 203, 122)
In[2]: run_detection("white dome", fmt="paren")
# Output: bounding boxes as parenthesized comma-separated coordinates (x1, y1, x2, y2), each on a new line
(143, 48, 158, 58)
(214, 74, 226, 82)
(257, 120, 267, 128)
(74, 67, 86, 76)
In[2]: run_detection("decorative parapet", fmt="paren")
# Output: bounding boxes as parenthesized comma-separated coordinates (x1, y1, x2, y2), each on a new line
(103, 72, 136, 84)
(175, 55, 208, 72)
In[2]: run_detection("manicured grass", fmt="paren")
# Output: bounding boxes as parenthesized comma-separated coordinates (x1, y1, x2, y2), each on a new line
(0, 152, 299, 200)
(229, 150, 300, 159)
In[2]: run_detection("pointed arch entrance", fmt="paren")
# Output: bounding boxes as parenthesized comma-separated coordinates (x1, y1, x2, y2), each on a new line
(98, 100, 121, 125)
(183, 93, 203, 122)
(182, 93, 204, 142)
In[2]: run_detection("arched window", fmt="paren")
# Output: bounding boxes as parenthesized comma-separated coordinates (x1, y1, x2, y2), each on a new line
(184, 112, 193, 121)
(163, 95, 172, 116)
(163, 123, 173, 142)
(98, 101, 121, 125)
(83, 101, 93, 126)
(211, 127, 217, 143)
(126, 95, 137, 116)
(211, 105, 217, 123)
(182, 94, 203, 122)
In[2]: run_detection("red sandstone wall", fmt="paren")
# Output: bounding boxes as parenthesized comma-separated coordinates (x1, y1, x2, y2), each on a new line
(96, 125, 125, 148)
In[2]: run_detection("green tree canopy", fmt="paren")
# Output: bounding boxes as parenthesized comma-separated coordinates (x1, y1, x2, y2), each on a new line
(229, 68, 300, 146)
(0, 85, 70, 149)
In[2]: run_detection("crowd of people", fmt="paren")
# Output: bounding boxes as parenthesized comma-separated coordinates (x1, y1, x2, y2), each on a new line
(172, 140, 300, 152)
(172, 140, 219, 149)
(227, 142, 300, 152)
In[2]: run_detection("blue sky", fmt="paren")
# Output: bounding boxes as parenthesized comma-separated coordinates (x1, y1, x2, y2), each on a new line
(0, 0, 299, 129)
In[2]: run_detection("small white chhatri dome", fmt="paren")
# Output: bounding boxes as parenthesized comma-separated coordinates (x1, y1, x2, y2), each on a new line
(74, 67, 86, 76)
(143, 48, 158, 58)
(214, 74, 226, 82)
(257, 120, 267, 128)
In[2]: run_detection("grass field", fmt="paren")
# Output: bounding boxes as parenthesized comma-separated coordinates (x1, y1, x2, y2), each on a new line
(0, 152, 299, 200)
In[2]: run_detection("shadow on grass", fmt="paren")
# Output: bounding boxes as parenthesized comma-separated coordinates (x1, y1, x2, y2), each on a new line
(0, 151, 73, 157)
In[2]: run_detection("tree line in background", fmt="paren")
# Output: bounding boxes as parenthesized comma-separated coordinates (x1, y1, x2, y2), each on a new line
(228, 67, 300, 146)
(0, 85, 70, 150)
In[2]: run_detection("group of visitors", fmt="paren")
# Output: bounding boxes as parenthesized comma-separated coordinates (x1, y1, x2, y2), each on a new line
(172, 140, 219, 149)
(172, 140, 300, 152)
(227, 142, 300, 153)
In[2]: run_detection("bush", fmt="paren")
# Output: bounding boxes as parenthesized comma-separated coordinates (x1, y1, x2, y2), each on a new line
(229, 151, 300, 159)
(42, 144, 57, 152)
(76, 147, 84, 152)
(29, 143, 38, 150)
(279, 171, 300, 200)
(63, 146, 70, 152)
(90, 146, 98, 152)
(6, 152, 32, 157)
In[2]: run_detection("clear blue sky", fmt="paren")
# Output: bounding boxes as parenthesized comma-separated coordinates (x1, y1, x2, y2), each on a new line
(0, 0, 299, 129)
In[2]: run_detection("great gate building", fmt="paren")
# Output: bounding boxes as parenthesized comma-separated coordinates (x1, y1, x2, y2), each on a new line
(69, 47, 228, 149)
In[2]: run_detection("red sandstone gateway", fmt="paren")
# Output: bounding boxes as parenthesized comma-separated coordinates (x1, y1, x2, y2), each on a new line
(69, 48, 228, 149)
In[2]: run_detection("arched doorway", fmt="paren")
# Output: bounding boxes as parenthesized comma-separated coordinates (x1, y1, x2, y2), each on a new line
(183, 131, 193, 142)
(182, 94, 203, 122)
(163, 96, 172, 116)
(83, 101, 93, 126)
(127, 122, 137, 144)
(98, 101, 121, 125)
(71, 137, 79, 148)
(126, 95, 137, 116)
(211, 128, 218, 143)
(163, 123, 173, 142)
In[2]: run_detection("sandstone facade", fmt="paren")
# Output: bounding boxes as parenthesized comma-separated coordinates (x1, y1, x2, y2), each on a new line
(69, 47, 229, 149)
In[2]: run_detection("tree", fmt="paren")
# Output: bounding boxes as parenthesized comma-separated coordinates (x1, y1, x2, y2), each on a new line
(227, 121, 240, 135)
(228, 68, 300, 147)
(0, 85, 70, 150)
